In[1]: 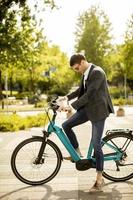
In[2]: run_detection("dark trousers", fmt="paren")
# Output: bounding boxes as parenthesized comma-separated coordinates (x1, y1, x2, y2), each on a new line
(62, 108, 106, 171)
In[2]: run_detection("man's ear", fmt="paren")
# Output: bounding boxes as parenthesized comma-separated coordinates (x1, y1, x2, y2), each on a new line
(81, 60, 85, 65)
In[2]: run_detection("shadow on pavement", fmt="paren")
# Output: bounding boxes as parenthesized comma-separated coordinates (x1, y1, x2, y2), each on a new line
(52, 181, 133, 200)
(0, 181, 133, 200)
(0, 185, 52, 200)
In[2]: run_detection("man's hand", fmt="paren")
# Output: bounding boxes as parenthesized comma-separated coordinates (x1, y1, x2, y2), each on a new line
(58, 105, 71, 112)
(57, 96, 68, 103)
(57, 96, 71, 112)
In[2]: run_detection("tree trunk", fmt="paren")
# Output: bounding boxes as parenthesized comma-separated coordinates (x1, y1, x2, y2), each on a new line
(0, 70, 3, 99)
(9, 75, 13, 96)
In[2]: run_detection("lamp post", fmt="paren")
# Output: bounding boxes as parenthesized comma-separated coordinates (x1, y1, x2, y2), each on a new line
(5, 74, 8, 112)
(124, 73, 127, 101)
(42, 66, 56, 91)
(116, 63, 126, 116)
(43, 66, 56, 79)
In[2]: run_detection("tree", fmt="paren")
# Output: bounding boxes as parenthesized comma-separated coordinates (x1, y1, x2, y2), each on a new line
(110, 15, 133, 90)
(75, 6, 112, 70)
(0, 0, 57, 99)
(123, 14, 133, 88)
(0, 10, 19, 98)
(34, 42, 75, 96)
(0, 5, 38, 97)
(106, 45, 125, 85)
(0, 0, 26, 22)
(0, 0, 56, 22)
(0, 2, 48, 97)
(0, 0, 75, 98)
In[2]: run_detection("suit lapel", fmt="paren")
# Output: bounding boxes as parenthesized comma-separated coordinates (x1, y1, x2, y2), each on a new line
(84, 64, 95, 91)
(78, 75, 84, 97)
(86, 64, 95, 81)
(78, 64, 96, 98)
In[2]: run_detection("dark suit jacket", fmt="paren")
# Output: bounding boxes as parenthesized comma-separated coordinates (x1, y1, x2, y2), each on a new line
(67, 64, 114, 122)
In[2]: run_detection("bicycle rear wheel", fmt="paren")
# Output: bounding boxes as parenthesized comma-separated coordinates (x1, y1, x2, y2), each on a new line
(11, 137, 62, 185)
(102, 132, 133, 182)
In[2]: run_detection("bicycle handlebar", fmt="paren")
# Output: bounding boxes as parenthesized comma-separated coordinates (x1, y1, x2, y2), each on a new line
(49, 96, 60, 112)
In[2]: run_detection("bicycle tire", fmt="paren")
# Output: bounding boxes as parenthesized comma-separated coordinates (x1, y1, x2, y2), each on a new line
(102, 132, 133, 182)
(11, 137, 63, 185)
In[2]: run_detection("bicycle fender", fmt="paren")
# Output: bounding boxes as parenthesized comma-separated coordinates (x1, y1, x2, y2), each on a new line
(32, 136, 43, 139)
(105, 129, 133, 136)
(102, 132, 133, 142)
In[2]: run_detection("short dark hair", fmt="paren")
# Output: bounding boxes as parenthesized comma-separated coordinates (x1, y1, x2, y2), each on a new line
(69, 53, 86, 67)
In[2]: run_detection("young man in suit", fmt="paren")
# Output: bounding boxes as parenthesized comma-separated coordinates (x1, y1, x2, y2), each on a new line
(58, 53, 114, 192)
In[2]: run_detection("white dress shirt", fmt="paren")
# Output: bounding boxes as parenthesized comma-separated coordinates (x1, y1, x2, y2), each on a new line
(83, 63, 92, 88)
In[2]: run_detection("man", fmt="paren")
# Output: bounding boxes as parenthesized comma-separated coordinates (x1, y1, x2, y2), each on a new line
(59, 53, 114, 192)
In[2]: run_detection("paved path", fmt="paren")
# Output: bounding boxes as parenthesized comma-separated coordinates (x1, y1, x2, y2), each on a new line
(0, 106, 133, 200)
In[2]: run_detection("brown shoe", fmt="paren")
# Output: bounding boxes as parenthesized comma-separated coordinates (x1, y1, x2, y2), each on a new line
(63, 156, 72, 160)
(63, 147, 83, 162)
(63, 156, 75, 162)
(89, 179, 105, 193)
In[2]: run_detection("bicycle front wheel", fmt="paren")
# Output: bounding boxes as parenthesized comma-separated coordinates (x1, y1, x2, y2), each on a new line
(102, 132, 133, 182)
(11, 137, 62, 185)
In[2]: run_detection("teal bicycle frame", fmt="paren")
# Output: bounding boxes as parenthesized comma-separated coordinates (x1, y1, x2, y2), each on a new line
(46, 113, 122, 164)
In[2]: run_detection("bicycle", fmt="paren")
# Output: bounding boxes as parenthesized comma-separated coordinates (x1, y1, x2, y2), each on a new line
(11, 97, 133, 185)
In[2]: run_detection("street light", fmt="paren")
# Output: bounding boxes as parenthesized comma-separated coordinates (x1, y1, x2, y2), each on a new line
(124, 73, 127, 101)
(120, 62, 127, 104)
(5, 74, 8, 112)
(43, 66, 56, 78)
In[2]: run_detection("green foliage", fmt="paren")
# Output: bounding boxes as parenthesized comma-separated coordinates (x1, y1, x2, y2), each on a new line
(0, 0, 56, 22)
(112, 98, 125, 106)
(0, 113, 49, 132)
(0, 4, 40, 97)
(123, 14, 133, 80)
(74, 6, 132, 90)
(75, 6, 112, 68)
(1, 2, 107, 99)
(26, 114, 46, 128)
(112, 98, 133, 106)
(34, 100, 47, 108)
(0, 114, 25, 131)
(104, 14, 133, 88)
(1, 1, 132, 97)
(109, 86, 131, 99)
(0, 0, 26, 22)
(15, 92, 31, 99)
(103, 45, 124, 81)
(36, 43, 75, 95)
(0, 0, 57, 98)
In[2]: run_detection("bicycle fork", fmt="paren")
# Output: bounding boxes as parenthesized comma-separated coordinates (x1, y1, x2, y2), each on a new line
(33, 131, 48, 164)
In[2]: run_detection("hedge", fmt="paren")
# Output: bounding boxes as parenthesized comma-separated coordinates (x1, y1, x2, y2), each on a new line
(112, 98, 133, 106)
(0, 113, 49, 132)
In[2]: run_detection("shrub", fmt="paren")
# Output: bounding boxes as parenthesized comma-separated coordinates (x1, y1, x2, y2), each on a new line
(112, 98, 125, 106)
(26, 115, 45, 127)
(0, 114, 24, 132)
(15, 92, 31, 99)
(109, 86, 131, 99)
(0, 113, 49, 132)
(113, 98, 133, 106)
(126, 99, 133, 105)
(34, 100, 47, 108)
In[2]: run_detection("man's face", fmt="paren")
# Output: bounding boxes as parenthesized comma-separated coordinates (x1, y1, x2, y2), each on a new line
(72, 60, 86, 74)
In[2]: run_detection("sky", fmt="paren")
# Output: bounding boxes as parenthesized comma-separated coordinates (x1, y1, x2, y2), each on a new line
(30, 0, 133, 56)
